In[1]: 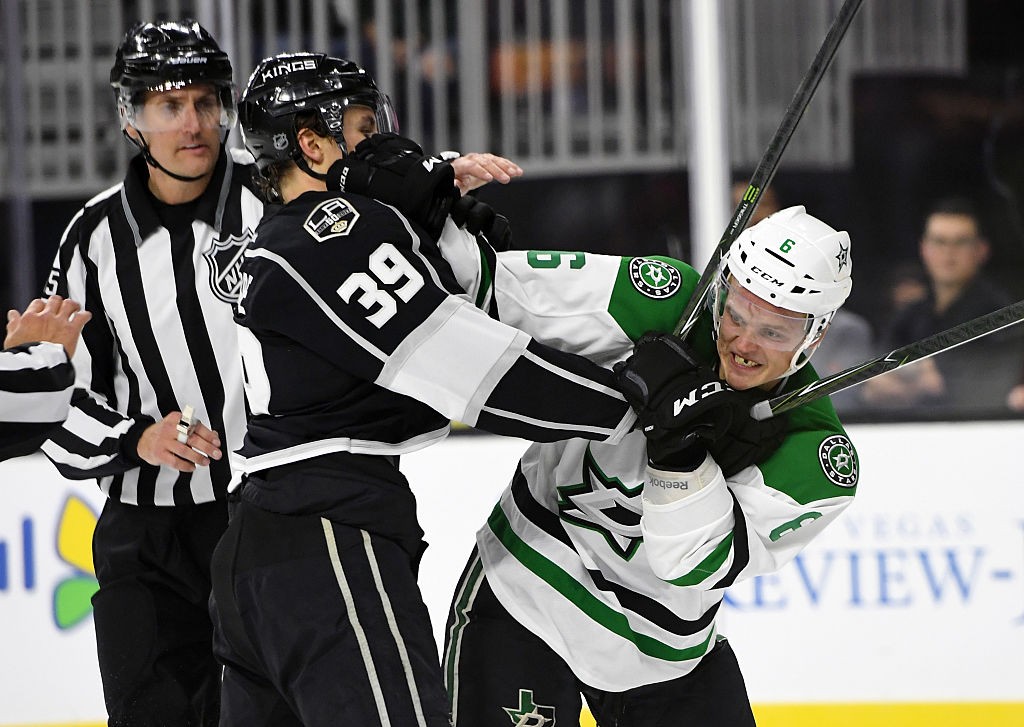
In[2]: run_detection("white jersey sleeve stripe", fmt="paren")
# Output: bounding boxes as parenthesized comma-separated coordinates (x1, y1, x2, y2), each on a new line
(0, 389, 73, 423)
(521, 349, 626, 401)
(246, 247, 387, 362)
(478, 405, 622, 438)
(379, 298, 527, 424)
(380, 202, 447, 291)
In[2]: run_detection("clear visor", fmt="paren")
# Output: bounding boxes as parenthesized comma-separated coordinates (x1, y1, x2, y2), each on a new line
(119, 82, 237, 133)
(316, 94, 399, 152)
(713, 276, 821, 352)
(262, 75, 398, 134)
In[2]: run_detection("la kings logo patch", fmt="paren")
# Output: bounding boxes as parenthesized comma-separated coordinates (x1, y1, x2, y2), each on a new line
(304, 198, 360, 242)
(629, 258, 681, 299)
(204, 229, 254, 303)
(503, 689, 556, 726)
(818, 434, 857, 487)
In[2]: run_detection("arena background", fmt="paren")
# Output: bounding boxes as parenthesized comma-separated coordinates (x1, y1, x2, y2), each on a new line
(1, 1, 1022, 724)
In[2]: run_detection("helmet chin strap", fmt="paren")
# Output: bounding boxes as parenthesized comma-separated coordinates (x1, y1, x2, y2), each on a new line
(124, 129, 209, 183)
(295, 156, 330, 182)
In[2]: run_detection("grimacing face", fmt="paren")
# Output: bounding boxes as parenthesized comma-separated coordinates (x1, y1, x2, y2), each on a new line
(715, 279, 816, 390)
(129, 83, 223, 181)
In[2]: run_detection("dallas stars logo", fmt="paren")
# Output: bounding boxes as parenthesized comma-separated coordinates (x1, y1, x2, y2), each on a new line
(503, 689, 556, 726)
(818, 434, 857, 487)
(629, 257, 682, 299)
(557, 446, 644, 560)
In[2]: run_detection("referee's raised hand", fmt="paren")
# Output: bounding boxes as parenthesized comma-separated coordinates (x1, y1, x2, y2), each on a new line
(5, 295, 92, 355)
(137, 410, 223, 472)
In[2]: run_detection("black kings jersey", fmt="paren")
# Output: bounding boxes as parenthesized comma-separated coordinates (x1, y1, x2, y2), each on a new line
(234, 192, 635, 475)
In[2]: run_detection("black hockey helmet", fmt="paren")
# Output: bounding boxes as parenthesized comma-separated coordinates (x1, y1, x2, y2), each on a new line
(238, 52, 398, 172)
(110, 18, 237, 132)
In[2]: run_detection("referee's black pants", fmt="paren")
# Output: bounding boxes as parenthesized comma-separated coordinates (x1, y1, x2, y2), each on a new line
(91, 497, 227, 727)
(209, 497, 452, 727)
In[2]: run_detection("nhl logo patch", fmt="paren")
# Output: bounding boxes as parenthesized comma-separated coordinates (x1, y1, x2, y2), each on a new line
(817, 434, 857, 487)
(273, 133, 288, 151)
(204, 229, 254, 303)
(629, 258, 681, 299)
(304, 198, 360, 242)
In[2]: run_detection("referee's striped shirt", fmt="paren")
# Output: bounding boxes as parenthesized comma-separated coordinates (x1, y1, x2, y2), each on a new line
(41, 148, 265, 506)
(0, 342, 74, 461)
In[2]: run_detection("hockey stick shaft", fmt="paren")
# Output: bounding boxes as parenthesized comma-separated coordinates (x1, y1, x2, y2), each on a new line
(674, 0, 864, 340)
(751, 298, 1024, 420)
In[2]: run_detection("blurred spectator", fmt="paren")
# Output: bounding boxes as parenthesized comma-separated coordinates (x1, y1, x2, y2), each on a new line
(883, 261, 930, 319)
(861, 197, 1021, 415)
(732, 179, 874, 413)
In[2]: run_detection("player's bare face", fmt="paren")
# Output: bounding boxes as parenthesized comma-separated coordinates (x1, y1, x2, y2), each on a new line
(716, 281, 809, 390)
(131, 84, 223, 180)
(342, 105, 378, 152)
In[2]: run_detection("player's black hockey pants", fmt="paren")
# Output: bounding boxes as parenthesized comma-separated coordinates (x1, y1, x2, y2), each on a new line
(209, 496, 452, 727)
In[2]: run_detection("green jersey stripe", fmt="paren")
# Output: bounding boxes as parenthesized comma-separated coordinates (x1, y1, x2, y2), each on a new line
(665, 531, 735, 587)
(488, 504, 714, 662)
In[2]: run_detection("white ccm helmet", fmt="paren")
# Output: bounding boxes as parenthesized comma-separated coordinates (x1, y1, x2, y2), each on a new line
(712, 205, 853, 377)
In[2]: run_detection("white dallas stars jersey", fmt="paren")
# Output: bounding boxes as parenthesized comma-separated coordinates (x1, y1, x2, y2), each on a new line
(439, 227, 859, 691)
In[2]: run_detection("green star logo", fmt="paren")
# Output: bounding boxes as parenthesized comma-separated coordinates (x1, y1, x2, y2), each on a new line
(629, 257, 682, 299)
(502, 689, 556, 726)
(817, 434, 858, 487)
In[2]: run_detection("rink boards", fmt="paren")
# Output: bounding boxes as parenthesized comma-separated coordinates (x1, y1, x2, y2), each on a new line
(1, 421, 1022, 725)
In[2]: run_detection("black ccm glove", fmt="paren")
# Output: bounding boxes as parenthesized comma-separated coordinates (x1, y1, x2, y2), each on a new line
(614, 332, 740, 471)
(326, 133, 460, 239)
(707, 389, 789, 478)
(614, 332, 788, 476)
(450, 194, 513, 252)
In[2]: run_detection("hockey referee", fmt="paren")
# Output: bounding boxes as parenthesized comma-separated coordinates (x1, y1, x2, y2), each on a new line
(39, 19, 265, 726)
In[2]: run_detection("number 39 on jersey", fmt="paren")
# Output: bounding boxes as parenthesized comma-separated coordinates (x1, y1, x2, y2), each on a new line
(337, 242, 425, 328)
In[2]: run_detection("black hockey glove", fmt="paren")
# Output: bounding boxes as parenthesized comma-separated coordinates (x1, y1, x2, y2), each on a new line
(613, 332, 742, 469)
(450, 195, 513, 251)
(706, 390, 789, 478)
(326, 133, 460, 240)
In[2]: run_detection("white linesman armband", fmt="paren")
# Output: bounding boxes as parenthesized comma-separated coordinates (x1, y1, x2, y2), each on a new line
(643, 452, 723, 505)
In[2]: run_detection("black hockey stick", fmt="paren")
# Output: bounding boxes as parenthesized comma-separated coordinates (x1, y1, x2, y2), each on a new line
(675, 0, 864, 340)
(750, 298, 1024, 420)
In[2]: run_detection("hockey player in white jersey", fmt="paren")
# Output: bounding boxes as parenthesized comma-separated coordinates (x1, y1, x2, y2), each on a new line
(440, 205, 859, 726)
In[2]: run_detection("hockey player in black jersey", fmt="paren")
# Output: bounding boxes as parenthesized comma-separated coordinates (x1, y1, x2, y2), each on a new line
(208, 52, 714, 727)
